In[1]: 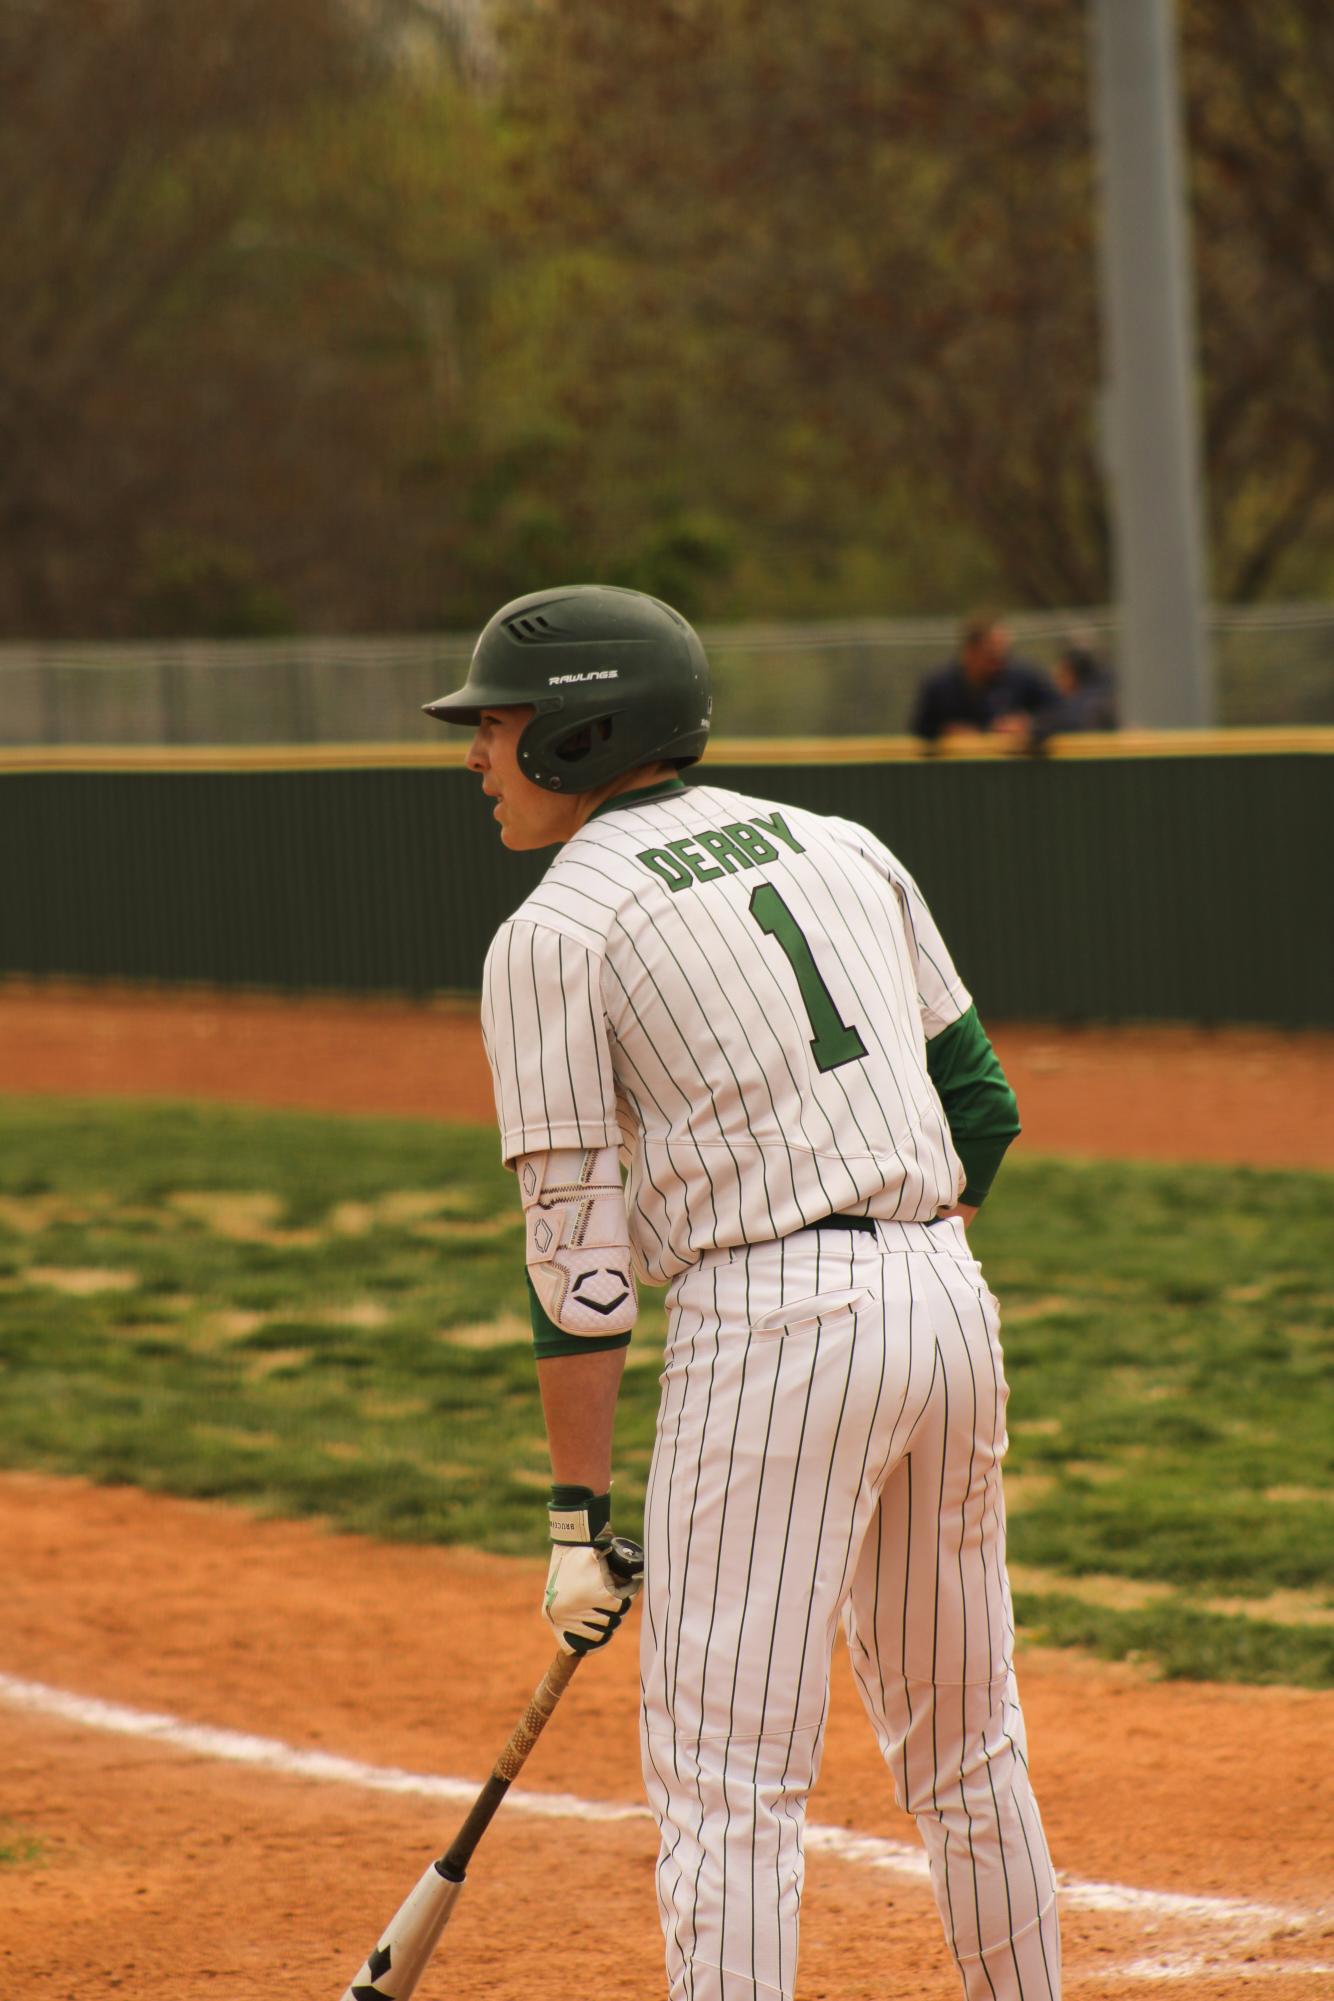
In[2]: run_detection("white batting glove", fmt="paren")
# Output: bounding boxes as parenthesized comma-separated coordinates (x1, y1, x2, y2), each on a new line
(543, 1490, 644, 1656)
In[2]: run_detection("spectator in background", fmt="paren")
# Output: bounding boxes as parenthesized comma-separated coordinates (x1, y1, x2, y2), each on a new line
(910, 612, 1057, 748)
(1031, 637, 1118, 745)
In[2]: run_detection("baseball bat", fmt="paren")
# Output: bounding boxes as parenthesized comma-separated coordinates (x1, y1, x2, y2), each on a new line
(335, 1537, 642, 2000)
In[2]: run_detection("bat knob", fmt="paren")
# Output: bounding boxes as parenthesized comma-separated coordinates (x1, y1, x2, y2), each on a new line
(605, 1535, 645, 1586)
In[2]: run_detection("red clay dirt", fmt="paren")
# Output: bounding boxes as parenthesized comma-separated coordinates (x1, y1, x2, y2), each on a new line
(1, 980, 1332, 1167)
(1, 1477, 1331, 2001)
(0, 984, 1331, 1999)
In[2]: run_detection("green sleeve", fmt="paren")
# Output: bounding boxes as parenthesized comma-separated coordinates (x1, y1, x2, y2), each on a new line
(527, 1273, 633, 1361)
(925, 1005, 1020, 1207)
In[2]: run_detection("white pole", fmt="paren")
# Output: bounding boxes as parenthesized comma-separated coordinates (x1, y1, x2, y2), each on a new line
(1090, 0, 1214, 725)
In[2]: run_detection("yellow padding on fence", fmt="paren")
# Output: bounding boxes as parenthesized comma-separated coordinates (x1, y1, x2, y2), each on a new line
(1, 726, 1331, 775)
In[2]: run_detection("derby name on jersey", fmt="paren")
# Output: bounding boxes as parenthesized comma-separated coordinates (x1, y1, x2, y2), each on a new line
(636, 808, 804, 892)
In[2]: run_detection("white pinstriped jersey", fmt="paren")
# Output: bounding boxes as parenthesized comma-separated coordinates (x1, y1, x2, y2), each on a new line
(480, 781, 971, 1285)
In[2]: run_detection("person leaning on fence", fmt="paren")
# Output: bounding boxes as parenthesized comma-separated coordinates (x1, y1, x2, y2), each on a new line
(1030, 638, 1118, 747)
(909, 612, 1058, 750)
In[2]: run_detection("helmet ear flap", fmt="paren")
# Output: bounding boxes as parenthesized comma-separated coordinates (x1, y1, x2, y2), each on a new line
(520, 710, 621, 790)
(553, 717, 614, 767)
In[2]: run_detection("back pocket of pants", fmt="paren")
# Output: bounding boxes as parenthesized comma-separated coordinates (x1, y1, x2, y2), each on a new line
(749, 1284, 874, 1337)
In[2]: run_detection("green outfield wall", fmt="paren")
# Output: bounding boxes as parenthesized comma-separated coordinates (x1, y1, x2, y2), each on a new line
(3, 736, 1330, 1027)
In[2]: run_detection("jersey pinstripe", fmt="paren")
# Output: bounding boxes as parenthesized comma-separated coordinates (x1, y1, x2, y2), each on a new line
(480, 782, 971, 1284)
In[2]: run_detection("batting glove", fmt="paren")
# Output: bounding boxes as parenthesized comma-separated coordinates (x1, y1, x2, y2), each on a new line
(544, 1487, 644, 1656)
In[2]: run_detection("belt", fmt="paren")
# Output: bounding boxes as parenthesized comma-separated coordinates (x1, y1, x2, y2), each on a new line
(809, 1211, 944, 1235)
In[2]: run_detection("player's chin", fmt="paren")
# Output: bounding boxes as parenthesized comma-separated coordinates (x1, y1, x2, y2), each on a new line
(499, 818, 563, 852)
(499, 823, 541, 852)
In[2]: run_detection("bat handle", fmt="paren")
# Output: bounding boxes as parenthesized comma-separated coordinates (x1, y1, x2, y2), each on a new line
(495, 1648, 581, 1780)
(438, 1651, 580, 1880)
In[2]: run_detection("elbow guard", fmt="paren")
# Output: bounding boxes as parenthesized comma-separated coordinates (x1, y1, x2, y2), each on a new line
(518, 1146, 637, 1338)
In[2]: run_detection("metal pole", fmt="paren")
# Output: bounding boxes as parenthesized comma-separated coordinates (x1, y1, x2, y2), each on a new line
(1090, 0, 1214, 726)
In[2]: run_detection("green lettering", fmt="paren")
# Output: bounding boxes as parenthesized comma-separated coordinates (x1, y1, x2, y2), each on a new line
(724, 821, 779, 865)
(637, 846, 694, 892)
(666, 836, 724, 883)
(695, 827, 752, 873)
(753, 810, 805, 854)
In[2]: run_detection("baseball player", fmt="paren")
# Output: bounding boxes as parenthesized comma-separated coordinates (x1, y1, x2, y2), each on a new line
(425, 586, 1060, 2001)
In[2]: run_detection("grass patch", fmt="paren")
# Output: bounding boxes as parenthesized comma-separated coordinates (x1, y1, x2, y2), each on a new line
(0, 1097, 668, 1555)
(0, 1099, 1329, 1685)
(973, 1156, 1333, 1608)
(0, 1823, 45, 1868)
(1014, 1592, 1334, 1689)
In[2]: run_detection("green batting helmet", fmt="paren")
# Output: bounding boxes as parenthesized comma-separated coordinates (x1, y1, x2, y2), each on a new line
(422, 584, 712, 792)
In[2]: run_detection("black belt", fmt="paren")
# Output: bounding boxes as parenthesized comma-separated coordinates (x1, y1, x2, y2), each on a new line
(810, 1212, 878, 1236)
(808, 1212, 943, 1235)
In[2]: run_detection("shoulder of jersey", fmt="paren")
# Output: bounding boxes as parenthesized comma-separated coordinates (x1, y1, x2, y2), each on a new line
(495, 787, 904, 955)
(562, 786, 904, 882)
(675, 787, 904, 875)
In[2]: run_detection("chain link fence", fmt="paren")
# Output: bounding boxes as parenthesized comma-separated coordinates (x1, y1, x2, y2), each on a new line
(2, 604, 1332, 745)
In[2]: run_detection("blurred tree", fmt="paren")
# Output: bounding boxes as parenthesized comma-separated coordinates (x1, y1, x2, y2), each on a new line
(0, 0, 519, 635)
(2, 0, 1330, 636)
(0, 0, 379, 632)
(208, 58, 511, 628)
(132, 535, 297, 638)
(497, 0, 1334, 611)
(494, 0, 1105, 610)
(1185, 0, 1334, 598)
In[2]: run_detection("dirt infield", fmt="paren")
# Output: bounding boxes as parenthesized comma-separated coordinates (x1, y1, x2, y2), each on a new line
(1, 984, 1332, 1997)
(2, 1475, 1331, 2001)
(2, 980, 1332, 1167)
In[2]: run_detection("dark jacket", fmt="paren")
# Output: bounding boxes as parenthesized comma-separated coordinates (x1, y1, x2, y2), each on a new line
(910, 657, 1057, 744)
(1031, 668, 1118, 745)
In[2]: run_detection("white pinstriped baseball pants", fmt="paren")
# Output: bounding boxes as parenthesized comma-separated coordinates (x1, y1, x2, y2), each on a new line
(640, 1217, 1060, 2001)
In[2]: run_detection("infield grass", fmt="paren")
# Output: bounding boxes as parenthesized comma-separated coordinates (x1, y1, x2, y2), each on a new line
(0, 1096, 1329, 1686)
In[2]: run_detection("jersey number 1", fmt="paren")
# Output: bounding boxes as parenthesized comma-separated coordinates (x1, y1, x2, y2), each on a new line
(749, 883, 868, 1073)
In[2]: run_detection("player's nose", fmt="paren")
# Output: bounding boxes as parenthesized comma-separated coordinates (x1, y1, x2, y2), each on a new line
(465, 730, 488, 773)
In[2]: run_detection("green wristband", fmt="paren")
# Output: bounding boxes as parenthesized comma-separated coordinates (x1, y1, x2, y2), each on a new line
(548, 1485, 611, 1544)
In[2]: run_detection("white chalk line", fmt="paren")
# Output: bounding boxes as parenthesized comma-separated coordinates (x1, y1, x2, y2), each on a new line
(1092, 1958, 1334, 1986)
(0, 1670, 643, 1825)
(3, 1668, 1329, 1982)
